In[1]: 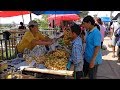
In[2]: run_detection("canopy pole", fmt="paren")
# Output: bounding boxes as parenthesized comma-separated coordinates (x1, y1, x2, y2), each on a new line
(21, 13, 24, 24)
(55, 11, 57, 35)
(30, 12, 32, 21)
(55, 11, 56, 27)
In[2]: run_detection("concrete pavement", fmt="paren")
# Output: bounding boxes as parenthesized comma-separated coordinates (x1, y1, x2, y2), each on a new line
(96, 36, 120, 79)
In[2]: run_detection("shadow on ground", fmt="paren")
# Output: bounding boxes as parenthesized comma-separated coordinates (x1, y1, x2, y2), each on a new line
(96, 60, 120, 79)
(102, 49, 110, 56)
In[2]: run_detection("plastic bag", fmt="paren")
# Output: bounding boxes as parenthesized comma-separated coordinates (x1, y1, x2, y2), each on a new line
(30, 45, 47, 57)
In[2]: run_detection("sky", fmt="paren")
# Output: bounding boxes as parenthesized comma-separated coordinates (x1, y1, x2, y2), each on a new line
(0, 11, 120, 24)
(88, 11, 120, 17)
(0, 13, 42, 24)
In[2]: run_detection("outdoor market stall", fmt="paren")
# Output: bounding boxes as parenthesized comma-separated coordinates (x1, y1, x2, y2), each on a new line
(0, 32, 74, 79)
(0, 11, 81, 79)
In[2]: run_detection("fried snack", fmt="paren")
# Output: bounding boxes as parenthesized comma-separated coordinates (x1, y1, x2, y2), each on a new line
(33, 55, 46, 64)
(63, 29, 72, 46)
(44, 49, 69, 70)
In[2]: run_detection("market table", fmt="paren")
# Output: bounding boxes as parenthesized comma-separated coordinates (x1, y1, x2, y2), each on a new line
(2, 58, 74, 79)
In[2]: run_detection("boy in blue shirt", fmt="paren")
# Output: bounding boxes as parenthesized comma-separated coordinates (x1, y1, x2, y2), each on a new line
(67, 24, 84, 79)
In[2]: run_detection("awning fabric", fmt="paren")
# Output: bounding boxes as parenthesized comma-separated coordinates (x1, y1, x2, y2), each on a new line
(48, 14, 80, 26)
(48, 14, 80, 21)
(32, 11, 80, 15)
(100, 17, 111, 22)
(112, 13, 120, 20)
(0, 11, 30, 17)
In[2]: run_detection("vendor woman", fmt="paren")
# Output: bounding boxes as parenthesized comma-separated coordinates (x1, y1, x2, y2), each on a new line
(16, 20, 53, 53)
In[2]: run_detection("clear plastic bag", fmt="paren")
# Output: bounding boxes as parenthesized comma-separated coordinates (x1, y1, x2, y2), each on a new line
(30, 45, 47, 57)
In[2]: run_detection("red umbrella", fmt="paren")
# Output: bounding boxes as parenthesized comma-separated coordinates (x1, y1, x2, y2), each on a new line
(48, 14, 80, 21)
(0, 11, 30, 17)
(48, 14, 80, 26)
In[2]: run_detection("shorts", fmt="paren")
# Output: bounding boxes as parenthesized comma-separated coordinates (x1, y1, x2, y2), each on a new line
(111, 36, 117, 46)
(74, 61, 84, 71)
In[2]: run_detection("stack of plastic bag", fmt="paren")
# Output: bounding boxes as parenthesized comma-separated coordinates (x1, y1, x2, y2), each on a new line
(22, 45, 47, 67)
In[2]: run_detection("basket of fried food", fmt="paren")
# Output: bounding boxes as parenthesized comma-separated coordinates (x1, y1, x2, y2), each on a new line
(24, 47, 70, 70)
(44, 48, 69, 70)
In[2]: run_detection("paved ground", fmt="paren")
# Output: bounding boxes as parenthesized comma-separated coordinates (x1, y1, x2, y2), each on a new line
(96, 36, 120, 79)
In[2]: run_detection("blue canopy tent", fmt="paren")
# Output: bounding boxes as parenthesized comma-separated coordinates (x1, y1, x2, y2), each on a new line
(31, 11, 81, 28)
(32, 11, 80, 15)
(100, 17, 111, 22)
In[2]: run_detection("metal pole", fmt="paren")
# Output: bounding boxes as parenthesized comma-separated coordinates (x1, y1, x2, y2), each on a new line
(55, 11, 57, 35)
(5, 39, 8, 60)
(21, 13, 24, 24)
(55, 11, 56, 28)
(30, 12, 32, 21)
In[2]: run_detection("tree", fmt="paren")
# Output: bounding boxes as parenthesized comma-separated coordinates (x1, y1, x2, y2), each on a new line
(78, 11, 89, 18)
(93, 14, 98, 20)
(34, 15, 49, 29)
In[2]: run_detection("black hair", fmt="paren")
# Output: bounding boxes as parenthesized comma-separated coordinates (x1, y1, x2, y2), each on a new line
(96, 18, 103, 25)
(29, 25, 35, 30)
(83, 15, 95, 25)
(29, 25, 34, 28)
(94, 23, 100, 30)
(70, 23, 81, 36)
(110, 21, 113, 26)
(20, 22, 23, 25)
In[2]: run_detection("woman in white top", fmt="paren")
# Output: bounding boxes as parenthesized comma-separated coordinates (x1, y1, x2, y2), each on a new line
(111, 18, 120, 58)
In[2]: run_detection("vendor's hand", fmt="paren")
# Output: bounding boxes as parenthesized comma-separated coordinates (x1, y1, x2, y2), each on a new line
(89, 60, 95, 68)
